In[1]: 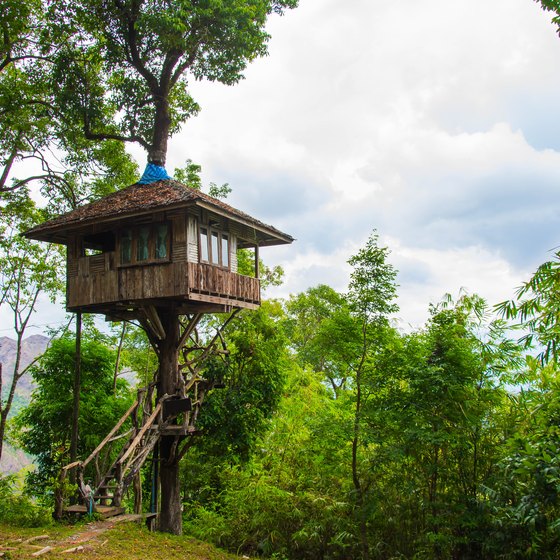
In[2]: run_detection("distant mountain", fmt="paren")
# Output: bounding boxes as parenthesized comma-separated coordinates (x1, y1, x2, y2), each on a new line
(0, 334, 49, 399)
(0, 335, 49, 474)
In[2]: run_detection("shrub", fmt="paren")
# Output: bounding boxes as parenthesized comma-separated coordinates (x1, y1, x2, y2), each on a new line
(0, 474, 52, 527)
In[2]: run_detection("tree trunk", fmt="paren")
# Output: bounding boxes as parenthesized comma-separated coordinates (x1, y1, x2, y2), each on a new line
(156, 307, 182, 535)
(133, 472, 143, 515)
(0, 332, 24, 461)
(149, 97, 171, 166)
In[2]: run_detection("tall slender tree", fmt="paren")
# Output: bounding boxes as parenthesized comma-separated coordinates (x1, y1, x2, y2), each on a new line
(346, 232, 399, 560)
(0, 191, 64, 461)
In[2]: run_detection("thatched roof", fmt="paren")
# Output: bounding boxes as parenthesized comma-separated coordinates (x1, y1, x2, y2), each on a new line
(24, 179, 293, 247)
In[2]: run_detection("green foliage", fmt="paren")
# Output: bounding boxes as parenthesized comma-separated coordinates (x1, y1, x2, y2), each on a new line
(284, 284, 358, 396)
(0, 190, 65, 458)
(173, 159, 231, 199)
(13, 327, 133, 502)
(0, 475, 52, 527)
(482, 358, 560, 559)
(237, 248, 285, 290)
(0, 1, 137, 207)
(184, 365, 355, 559)
(44, 0, 298, 161)
(347, 231, 399, 325)
(173, 160, 203, 189)
(496, 250, 560, 364)
(190, 301, 288, 462)
(537, 1, 560, 35)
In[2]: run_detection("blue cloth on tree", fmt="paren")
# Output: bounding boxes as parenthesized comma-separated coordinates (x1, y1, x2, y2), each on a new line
(138, 163, 171, 184)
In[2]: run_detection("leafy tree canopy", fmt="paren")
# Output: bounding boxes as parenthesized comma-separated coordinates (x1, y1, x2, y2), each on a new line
(47, 0, 298, 164)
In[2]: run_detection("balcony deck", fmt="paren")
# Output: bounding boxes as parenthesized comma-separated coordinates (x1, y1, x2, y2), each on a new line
(66, 255, 260, 313)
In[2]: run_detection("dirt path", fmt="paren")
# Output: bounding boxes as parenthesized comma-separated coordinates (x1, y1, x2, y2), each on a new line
(1, 514, 146, 557)
(61, 514, 145, 545)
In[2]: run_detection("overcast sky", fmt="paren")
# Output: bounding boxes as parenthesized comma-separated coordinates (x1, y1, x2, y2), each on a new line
(6, 0, 560, 337)
(158, 0, 560, 329)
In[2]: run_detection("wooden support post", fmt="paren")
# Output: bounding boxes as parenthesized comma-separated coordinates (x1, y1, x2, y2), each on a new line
(254, 244, 260, 279)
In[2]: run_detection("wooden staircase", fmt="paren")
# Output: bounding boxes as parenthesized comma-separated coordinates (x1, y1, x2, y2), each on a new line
(59, 311, 231, 520)
(62, 384, 198, 515)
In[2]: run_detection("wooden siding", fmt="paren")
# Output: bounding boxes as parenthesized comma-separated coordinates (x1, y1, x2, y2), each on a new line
(68, 253, 118, 309)
(66, 253, 259, 311)
(171, 215, 187, 262)
(187, 262, 259, 305)
(230, 235, 238, 273)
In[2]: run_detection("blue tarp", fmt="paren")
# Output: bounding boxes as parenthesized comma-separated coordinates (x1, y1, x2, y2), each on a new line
(138, 163, 171, 184)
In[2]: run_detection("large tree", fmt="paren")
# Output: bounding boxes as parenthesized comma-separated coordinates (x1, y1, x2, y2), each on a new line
(48, 0, 298, 166)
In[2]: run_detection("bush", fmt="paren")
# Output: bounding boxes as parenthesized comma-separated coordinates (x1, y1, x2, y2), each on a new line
(0, 474, 52, 527)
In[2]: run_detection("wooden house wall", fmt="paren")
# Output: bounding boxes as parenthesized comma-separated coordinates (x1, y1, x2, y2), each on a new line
(170, 213, 187, 262)
(65, 208, 260, 312)
(68, 252, 119, 309)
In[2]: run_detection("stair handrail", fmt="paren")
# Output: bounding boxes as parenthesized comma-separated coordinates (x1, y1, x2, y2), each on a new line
(81, 397, 141, 470)
(117, 394, 169, 468)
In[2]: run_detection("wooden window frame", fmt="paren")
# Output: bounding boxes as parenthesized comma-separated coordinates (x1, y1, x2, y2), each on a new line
(199, 226, 230, 269)
(118, 222, 171, 267)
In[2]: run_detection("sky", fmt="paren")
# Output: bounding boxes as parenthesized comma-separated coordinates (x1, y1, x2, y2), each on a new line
(161, 0, 560, 329)
(5, 0, 560, 337)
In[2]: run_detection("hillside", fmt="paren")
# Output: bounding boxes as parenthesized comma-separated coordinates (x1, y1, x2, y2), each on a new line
(0, 335, 49, 399)
(0, 335, 49, 474)
(0, 519, 245, 560)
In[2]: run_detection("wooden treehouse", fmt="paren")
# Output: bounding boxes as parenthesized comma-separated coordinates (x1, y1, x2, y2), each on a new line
(25, 178, 293, 317)
(25, 175, 293, 530)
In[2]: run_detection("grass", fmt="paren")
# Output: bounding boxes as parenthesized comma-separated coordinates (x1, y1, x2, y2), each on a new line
(0, 520, 248, 559)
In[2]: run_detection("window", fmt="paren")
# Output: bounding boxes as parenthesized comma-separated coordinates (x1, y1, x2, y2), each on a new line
(118, 223, 170, 266)
(121, 229, 132, 264)
(221, 234, 229, 268)
(81, 231, 116, 257)
(155, 224, 169, 259)
(137, 226, 150, 262)
(200, 228, 209, 262)
(200, 227, 230, 268)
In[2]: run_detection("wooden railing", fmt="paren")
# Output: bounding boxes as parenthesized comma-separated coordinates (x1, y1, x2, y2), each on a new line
(187, 262, 260, 304)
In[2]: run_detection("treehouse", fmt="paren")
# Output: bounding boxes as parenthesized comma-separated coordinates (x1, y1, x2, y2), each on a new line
(24, 178, 293, 317)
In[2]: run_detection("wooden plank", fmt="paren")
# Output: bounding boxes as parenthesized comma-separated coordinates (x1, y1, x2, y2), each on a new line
(118, 402, 162, 467)
(63, 505, 125, 519)
(144, 306, 165, 340)
(82, 399, 139, 469)
(187, 292, 259, 310)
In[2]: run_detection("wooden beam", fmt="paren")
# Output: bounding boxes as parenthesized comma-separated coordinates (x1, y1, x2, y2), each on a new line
(82, 399, 140, 469)
(70, 312, 82, 482)
(141, 306, 166, 340)
(177, 313, 202, 351)
(118, 401, 163, 468)
(187, 292, 258, 310)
